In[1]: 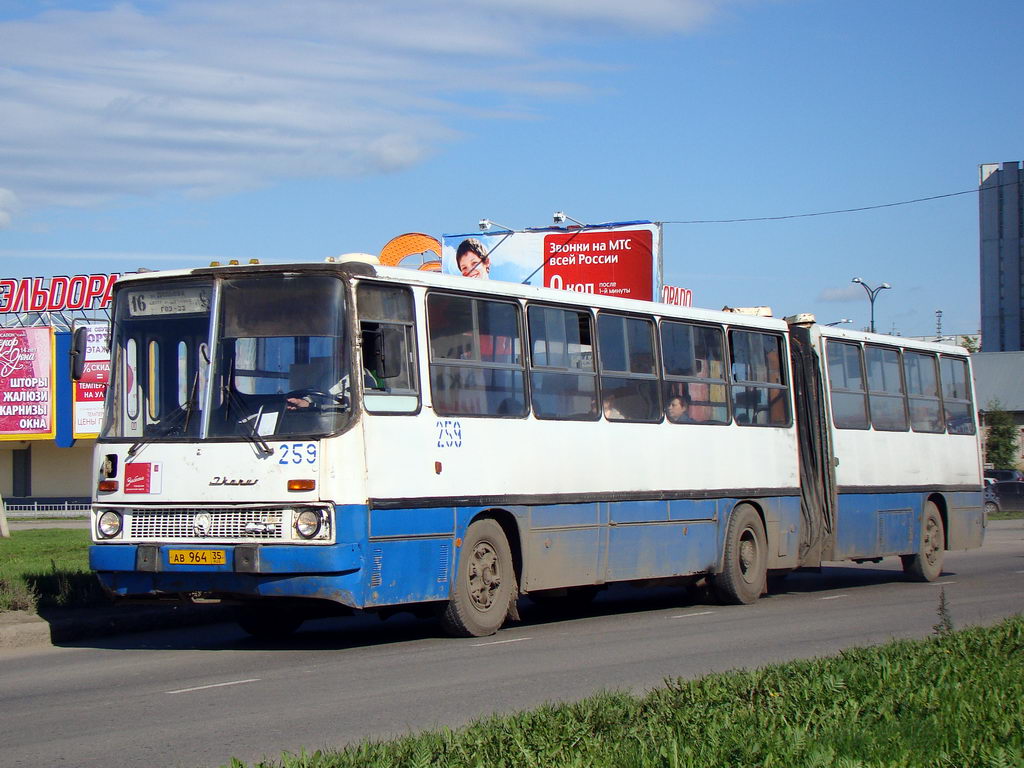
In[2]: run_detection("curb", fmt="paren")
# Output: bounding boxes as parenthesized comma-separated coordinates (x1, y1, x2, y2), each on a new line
(0, 603, 238, 649)
(0, 612, 52, 649)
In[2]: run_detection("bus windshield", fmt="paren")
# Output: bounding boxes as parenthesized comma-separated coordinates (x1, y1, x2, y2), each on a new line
(102, 273, 350, 441)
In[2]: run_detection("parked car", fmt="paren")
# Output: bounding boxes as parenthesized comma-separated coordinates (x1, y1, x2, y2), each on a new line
(984, 468, 1024, 483)
(985, 480, 1024, 516)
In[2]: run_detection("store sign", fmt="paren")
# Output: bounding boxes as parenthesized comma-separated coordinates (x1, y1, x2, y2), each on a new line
(441, 222, 661, 301)
(73, 323, 111, 438)
(661, 284, 693, 307)
(0, 327, 55, 439)
(0, 273, 120, 313)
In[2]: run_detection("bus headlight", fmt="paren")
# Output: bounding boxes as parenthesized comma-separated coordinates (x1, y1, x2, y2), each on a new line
(97, 510, 123, 538)
(294, 509, 323, 539)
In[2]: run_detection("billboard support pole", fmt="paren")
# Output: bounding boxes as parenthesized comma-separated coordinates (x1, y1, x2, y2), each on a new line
(655, 222, 665, 299)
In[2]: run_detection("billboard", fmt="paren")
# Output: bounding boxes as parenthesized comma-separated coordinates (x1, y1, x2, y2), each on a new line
(0, 327, 55, 440)
(441, 222, 662, 301)
(73, 323, 111, 439)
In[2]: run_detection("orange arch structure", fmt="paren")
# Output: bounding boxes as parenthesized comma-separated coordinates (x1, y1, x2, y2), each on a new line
(379, 233, 443, 271)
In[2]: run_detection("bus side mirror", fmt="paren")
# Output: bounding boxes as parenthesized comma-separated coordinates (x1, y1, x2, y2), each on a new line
(70, 326, 88, 381)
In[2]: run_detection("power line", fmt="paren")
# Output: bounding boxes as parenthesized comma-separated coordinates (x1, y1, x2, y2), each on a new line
(660, 179, 1017, 225)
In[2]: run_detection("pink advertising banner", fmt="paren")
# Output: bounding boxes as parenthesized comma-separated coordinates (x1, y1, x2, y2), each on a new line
(0, 327, 56, 440)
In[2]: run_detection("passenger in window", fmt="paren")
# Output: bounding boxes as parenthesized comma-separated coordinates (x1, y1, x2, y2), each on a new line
(630, 352, 655, 374)
(456, 238, 491, 280)
(602, 393, 624, 420)
(666, 393, 695, 424)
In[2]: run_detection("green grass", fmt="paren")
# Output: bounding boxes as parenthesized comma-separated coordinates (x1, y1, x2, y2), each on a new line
(0, 529, 105, 612)
(989, 509, 1024, 521)
(228, 615, 1024, 768)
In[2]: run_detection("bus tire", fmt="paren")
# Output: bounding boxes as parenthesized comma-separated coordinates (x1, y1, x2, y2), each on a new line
(440, 518, 515, 637)
(237, 603, 305, 640)
(901, 501, 945, 582)
(713, 504, 767, 605)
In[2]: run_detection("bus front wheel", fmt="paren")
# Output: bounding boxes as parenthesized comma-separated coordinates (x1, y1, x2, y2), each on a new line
(440, 518, 515, 637)
(713, 504, 767, 605)
(901, 501, 945, 582)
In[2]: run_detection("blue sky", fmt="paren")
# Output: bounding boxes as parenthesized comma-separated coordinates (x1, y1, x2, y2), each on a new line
(1, 0, 1021, 336)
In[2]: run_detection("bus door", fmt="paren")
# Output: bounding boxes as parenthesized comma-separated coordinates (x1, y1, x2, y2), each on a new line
(787, 325, 837, 566)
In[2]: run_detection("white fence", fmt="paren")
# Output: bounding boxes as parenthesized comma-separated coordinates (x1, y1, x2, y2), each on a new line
(4, 502, 91, 519)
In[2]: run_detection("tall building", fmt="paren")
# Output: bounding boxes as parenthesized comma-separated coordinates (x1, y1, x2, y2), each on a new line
(980, 162, 1024, 352)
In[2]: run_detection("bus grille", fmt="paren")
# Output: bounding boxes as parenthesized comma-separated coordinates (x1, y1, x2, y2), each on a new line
(125, 508, 285, 541)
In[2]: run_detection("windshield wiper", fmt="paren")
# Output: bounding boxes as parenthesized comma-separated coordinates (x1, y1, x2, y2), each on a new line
(221, 383, 273, 457)
(127, 371, 200, 458)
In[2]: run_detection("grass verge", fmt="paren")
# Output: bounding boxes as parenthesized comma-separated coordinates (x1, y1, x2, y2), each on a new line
(0, 529, 105, 612)
(989, 509, 1024, 521)
(228, 615, 1024, 768)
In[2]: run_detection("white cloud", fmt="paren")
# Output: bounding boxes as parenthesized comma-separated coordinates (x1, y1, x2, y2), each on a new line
(818, 284, 866, 302)
(0, 0, 734, 210)
(0, 188, 21, 228)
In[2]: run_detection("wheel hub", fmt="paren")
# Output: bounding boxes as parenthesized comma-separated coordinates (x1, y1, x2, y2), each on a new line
(468, 542, 501, 611)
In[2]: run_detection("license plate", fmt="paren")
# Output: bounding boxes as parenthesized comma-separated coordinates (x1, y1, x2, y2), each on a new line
(168, 549, 226, 566)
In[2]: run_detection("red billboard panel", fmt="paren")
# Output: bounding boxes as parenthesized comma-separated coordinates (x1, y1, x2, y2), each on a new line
(543, 229, 654, 301)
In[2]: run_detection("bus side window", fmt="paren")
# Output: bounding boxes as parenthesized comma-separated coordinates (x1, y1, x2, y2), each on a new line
(730, 330, 789, 427)
(939, 355, 975, 435)
(903, 351, 943, 433)
(357, 283, 419, 414)
(597, 313, 660, 422)
(660, 320, 729, 425)
(826, 340, 868, 430)
(427, 292, 526, 418)
(865, 345, 908, 431)
(527, 305, 598, 421)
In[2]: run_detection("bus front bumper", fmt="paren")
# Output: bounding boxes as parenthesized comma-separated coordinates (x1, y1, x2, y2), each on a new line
(89, 542, 364, 607)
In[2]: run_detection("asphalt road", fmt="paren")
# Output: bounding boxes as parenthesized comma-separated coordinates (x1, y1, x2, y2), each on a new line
(1, 520, 1021, 768)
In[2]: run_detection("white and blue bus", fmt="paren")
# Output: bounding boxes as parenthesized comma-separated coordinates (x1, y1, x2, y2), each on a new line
(85, 259, 985, 638)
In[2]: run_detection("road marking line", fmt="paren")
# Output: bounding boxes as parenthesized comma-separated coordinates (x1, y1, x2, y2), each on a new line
(930, 581, 957, 585)
(819, 595, 848, 600)
(1015, 570, 1024, 574)
(166, 678, 261, 695)
(471, 637, 531, 647)
(669, 611, 715, 619)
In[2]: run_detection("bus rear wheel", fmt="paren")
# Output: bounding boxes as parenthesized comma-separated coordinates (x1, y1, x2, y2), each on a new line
(901, 501, 945, 582)
(713, 504, 767, 605)
(440, 518, 516, 637)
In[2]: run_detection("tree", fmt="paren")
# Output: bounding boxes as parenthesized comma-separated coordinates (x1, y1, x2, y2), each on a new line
(984, 399, 1018, 469)
(960, 335, 979, 353)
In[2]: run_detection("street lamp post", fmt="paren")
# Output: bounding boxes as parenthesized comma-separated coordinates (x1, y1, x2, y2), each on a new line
(851, 277, 891, 333)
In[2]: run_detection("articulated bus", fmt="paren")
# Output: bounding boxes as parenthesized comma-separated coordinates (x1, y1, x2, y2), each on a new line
(86, 260, 985, 638)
